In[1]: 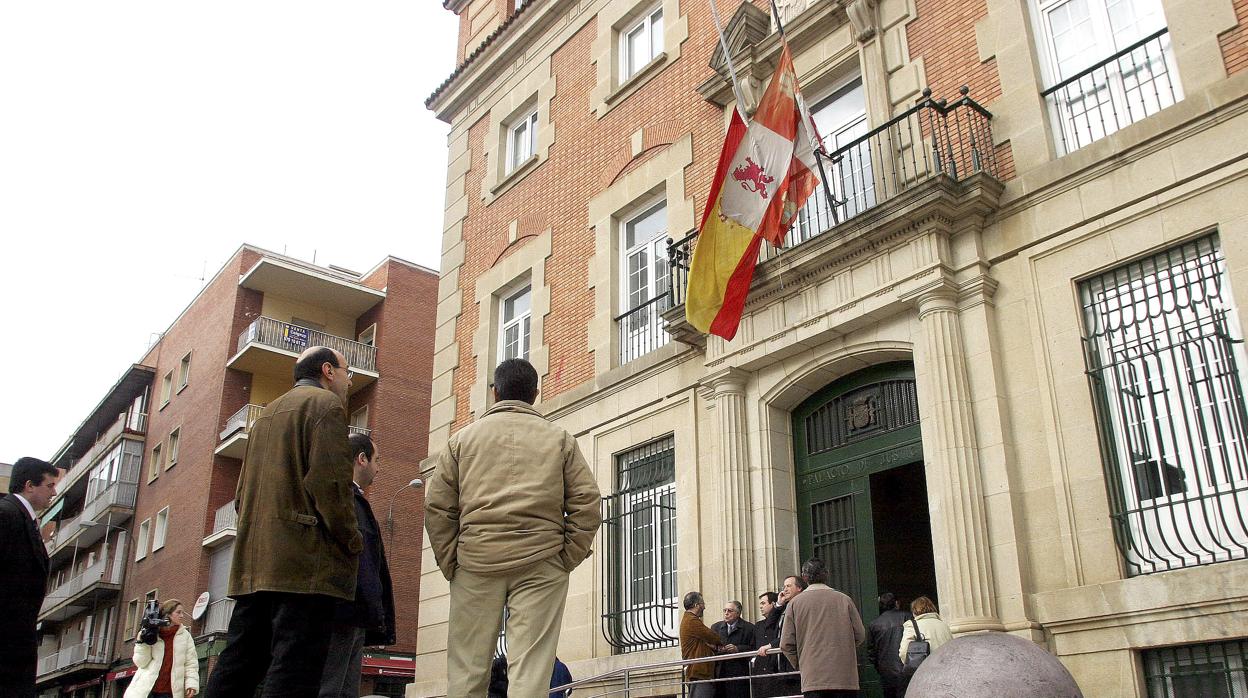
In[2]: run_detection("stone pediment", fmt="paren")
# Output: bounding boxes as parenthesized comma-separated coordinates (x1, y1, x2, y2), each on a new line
(708, 2, 769, 74)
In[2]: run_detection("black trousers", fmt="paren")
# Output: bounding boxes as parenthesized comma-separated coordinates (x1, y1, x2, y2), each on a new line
(804, 691, 859, 698)
(203, 591, 336, 698)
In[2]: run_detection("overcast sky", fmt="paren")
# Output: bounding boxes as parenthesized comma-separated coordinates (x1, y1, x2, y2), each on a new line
(0, 2, 459, 462)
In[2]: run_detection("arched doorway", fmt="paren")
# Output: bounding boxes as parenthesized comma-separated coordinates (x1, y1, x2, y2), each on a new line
(792, 361, 937, 696)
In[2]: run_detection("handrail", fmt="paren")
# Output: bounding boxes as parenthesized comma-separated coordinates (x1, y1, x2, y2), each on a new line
(1041, 27, 1169, 96)
(552, 646, 786, 694)
(613, 292, 672, 322)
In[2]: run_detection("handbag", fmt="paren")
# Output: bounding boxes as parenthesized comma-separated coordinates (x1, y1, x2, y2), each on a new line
(901, 617, 930, 679)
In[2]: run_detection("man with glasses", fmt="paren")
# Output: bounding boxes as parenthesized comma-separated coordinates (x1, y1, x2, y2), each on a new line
(710, 600, 756, 698)
(205, 346, 362, 698)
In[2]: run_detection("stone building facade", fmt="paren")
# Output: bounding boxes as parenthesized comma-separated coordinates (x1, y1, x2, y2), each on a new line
(416, 0, 1248, 695)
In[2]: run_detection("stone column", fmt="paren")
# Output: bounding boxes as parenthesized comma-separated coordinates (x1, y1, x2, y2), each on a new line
(915, 288, 1003, 632)
(706, 368, 756, 609)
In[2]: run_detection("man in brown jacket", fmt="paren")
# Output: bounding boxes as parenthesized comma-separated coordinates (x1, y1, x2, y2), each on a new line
(425, 358, 601, 698)
(205, 346, 363, 698)
(780, 558, 866, 697)
(679, 591, 733, 698)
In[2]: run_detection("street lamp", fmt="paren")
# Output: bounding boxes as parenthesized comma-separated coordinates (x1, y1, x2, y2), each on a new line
(386, 478, 423, 532)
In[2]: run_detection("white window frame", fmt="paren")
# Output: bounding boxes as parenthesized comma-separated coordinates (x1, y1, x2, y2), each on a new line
(153, 507, 169, 551)
(794, 75, 871, 245)
(618, 200, 671, 363)
(498, 285, 532, 362)
(505, 108, 539, 175)
(611, 437, 678, 647)
(178, 351, 192, 391)
(167, 428, 180, 469)
(619, 4, 664, 81)
(1032, 0, 1178, 153)
(358, 324, 377, 347)
(135, 519, 151, 561)
(160, 371, 173, 406)
(148, 444, 162, 483)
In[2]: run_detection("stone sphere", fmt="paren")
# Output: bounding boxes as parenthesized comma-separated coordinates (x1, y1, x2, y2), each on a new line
(905, 632, 1083, 697)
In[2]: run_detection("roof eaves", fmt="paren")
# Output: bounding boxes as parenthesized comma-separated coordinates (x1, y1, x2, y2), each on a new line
(426, 0, 539, 109)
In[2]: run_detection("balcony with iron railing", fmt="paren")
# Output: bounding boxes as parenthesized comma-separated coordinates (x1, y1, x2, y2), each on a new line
(36, 639, 111, 681)
(227, 316, 378, 393)
(203, 500, 238, 548)
(663, 88, 1002, 345)
(40, 538, 127, 622)
(45, 478, 139, 560)
(1042, 28, 1179, 156)
(200, 597, 236, 636)
(215, 403, 265, 459)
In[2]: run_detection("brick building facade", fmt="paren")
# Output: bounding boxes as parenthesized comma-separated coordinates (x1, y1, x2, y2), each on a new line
(36, 244, 437, 698)
(416, 0, 1248, 695)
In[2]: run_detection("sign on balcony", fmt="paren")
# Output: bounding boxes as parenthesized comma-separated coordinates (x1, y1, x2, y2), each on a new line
(282, 324, 309, 347)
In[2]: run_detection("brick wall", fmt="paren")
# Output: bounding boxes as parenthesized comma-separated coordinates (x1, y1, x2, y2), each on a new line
(358, 259, 439, 653)
(114, 247, 254, 660)
(1221, 0, 1248, 75)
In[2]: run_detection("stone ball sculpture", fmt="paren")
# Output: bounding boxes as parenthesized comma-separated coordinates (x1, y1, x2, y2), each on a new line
(906, 632, 1084, 697)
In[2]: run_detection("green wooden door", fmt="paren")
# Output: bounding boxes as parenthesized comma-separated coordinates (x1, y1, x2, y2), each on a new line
(794, 362, 923, 698)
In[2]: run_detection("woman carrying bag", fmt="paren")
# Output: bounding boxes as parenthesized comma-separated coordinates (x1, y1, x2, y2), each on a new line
(124, 599, 200, 698)
(898, 595, 953, 679)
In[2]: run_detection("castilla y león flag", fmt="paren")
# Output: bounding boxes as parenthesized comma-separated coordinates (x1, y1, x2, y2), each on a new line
(686, 47, 820, 340)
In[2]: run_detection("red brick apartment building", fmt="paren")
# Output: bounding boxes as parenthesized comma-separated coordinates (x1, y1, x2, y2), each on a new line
(35, 244, 437, 698)
(416, 0, 1248, 695)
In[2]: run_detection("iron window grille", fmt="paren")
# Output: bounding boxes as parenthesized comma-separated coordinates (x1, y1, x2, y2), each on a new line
(1142, 639, 1248, 697)
(601, 435, 678, 653)
(1080, 233, 1248, 576)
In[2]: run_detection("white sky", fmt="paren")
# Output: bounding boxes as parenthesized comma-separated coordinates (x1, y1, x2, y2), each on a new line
(0, 2, 460, 462)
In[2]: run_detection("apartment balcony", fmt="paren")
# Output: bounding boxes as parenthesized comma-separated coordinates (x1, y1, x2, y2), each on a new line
(202, 500, 238, 548)
(200, 597, 236, 636)
(35, 640, 110, 683)
(54, 409, 146, 497)
(227, 316, 378, 393)
(348, 425, 372, 437)
(39, 539, 127, 623)
(45, 480, 139, 562)
(215, 403, 264, 459)
(663, 89, 1003, 347)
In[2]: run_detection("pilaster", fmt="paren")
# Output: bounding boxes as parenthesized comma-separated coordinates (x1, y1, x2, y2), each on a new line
(704, 367, 756, 608)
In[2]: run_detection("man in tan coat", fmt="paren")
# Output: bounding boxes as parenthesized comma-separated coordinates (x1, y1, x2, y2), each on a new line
(205, 346, 362, 698)
(780, 558, 866, 697)
(426, 358, 601, 697)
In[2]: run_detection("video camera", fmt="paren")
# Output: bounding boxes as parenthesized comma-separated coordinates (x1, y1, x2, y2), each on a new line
(138, 599, 172, 645)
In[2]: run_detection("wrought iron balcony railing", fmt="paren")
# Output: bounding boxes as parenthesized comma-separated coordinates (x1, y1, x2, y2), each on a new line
(236, 316, 377, 373)
(668, 89, 998, 307)
(1042, 28, 1179, 155)
(616, 293, 673, 365)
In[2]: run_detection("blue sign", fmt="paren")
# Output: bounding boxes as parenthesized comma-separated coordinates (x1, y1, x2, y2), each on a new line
(284, 324, 309, 347)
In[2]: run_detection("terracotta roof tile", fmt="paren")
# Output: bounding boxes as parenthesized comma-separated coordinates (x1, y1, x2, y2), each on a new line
(426, 0, 539, 109)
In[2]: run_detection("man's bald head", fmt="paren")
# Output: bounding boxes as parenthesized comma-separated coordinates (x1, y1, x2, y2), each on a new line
(294, 346, 341, 383)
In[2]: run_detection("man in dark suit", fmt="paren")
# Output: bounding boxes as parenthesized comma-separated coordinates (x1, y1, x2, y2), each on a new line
(867, 592, 912, 698)
(205, 346, 363, 698)
(318, 433, 396, 698)
(0, 457, 60, 698)
(710, 600, 756, 698)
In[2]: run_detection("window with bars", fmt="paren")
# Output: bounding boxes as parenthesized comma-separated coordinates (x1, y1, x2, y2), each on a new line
(1080, 233, 1248, 576)
(1142, 639, 1248, 697)
(601, 435, 678, 653)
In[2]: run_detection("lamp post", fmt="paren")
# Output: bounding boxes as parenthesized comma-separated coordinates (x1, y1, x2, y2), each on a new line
(386, 478, 423, 532)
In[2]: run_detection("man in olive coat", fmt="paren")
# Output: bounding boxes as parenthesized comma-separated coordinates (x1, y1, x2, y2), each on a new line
(205, 346, 363, 698)
(425, 358, 601, 698)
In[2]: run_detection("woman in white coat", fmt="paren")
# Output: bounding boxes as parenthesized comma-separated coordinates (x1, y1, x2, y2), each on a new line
(124, 599, 200, 698)
(898, 595, 954, 662)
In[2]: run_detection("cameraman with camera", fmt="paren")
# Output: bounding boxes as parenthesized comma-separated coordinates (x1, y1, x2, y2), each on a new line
(124, 599, 199, 698)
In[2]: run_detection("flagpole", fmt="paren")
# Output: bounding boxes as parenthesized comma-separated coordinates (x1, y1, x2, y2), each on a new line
(767, 0, 841, 224)
(707, 0, 750, 123)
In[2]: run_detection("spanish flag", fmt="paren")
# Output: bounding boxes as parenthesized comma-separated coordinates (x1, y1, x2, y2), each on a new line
(686, 47, 819, 340)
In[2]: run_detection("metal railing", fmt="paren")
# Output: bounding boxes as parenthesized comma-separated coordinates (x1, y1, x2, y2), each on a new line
(220, 403, 264, 441)
(41, 539, 127, 613)
(668, 89, 997, 303)
(36, 640, 110, 677)
(58, 409, 146, 492)
(212, 500, 238, 536)
(201, 598, 236, 635)
(236, 316, 378, 373)
(348, 425, 373, 437)
(616, 294, 673, 365)
(1042, 28, 1178, 155)
(1142, 638, 1248, 697)
(46, 479, 138, 553)
(551, 647, 802, 698)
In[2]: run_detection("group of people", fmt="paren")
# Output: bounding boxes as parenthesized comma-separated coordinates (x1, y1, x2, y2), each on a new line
(681, 559, 953, 698)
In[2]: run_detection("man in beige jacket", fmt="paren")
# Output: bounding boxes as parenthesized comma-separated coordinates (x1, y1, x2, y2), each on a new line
(426, 358, 602, 697)
(780, 558, 866, 697)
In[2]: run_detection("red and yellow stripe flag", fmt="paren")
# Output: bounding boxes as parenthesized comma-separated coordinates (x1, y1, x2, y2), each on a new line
(686, 47, 819, 340)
